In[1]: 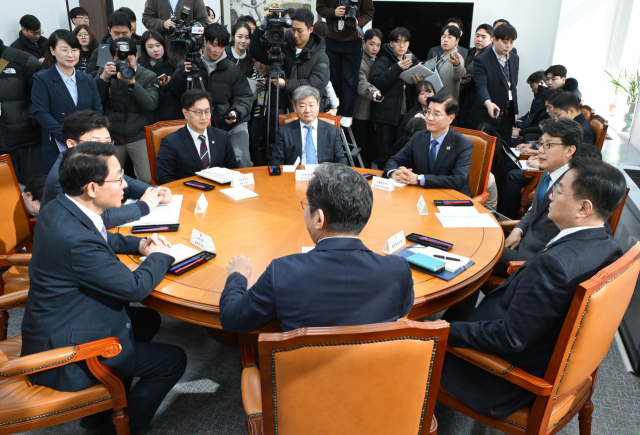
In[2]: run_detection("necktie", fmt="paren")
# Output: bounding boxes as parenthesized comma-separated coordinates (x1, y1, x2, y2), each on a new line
(536, 174, 551, 207)
(100, 226, 108, 242)
(304, 125, 316, 164)
(428, 140, 439, 174)
(198, 135, 210, 168)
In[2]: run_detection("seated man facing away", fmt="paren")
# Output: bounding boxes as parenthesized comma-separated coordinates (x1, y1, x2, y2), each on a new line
(40, 110, 172, 228)
(219, 163, 414, 333)
(269, 85, 348, 166)
(440, 158, 626, 419)
(21, 142, 187, 434)
(550, 92, 595, 144)
(156, 88, 239, 185)
(384, 93, 474, 196)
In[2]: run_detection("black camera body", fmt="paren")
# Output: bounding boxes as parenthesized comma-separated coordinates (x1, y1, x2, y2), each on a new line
(114, 41, 135, 80)
(259, 8, 292, 75)
(168, 6, 205, 56)
(343, 0, 359, 28)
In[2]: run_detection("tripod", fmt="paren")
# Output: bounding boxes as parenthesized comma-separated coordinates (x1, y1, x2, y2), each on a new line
(264, 68, 286, 159)
(185, 53, 206, 90)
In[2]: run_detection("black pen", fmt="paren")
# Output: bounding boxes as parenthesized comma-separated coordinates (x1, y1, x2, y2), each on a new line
(434, 254, 460, 262)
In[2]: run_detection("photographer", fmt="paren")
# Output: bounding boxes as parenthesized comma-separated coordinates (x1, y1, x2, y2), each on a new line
(142, 0, 209, 37)
(169, 23, 253, 168)
(95, 37, 159, 183)
(317, 0, 374, 127)
(86, 11, 139, 77)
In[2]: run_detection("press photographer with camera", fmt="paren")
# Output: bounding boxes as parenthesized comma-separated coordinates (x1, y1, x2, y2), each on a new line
(168, 23, 253, 168)
(85, 11, 139, 77)
(316, 0, 374, 127)
(95, 37, 159, 183)
(143, 0, 209, 37)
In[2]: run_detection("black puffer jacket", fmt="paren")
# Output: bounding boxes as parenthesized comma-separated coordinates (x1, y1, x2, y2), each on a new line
(370, 43, 417, 126)
(0, 40, 43, 153)
(282, 32, 330, 96)
(86, 33, 142, 77)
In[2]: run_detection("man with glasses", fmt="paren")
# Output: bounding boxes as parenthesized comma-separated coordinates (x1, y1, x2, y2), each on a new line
(384, 93, 474, 196)
(41, 110, 173, 228)
(69, 7, 90, 28)
(156, 88, 238, 184)
(10, 15, 47, 62)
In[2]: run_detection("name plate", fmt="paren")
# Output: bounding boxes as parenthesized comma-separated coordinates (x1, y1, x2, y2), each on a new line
(195, 193, 208, 213)
(417, 195, 429, 215)
(295, 170, 314, 181)
(231, 173, 255, 188)
(190, 228, 216, 251)
(382, 230, 406, 254)
(372, 176, 394, 191)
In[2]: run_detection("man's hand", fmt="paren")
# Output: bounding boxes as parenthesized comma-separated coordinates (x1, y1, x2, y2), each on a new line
(411, 74, 426, 84)
(485, 101, 500, 119)
(391, 167, 418, 185)
(504, 229, 522, 249)
(38, 57, 44, 63)
(140, 187, 163, 210)
(526, 156, 540, 169)
(254, 81, 266, 98)
(398, 58, 412, 70)
(101, 62, 117, 82)
(158, 187, 173, 204)
(512, 127, 521, 137)
(164, 19, 176, 29)
(271, 78, 286, 89)
(139, 233, 172, 256)
(226, 254, 252, 279)
(460, 76, 472, 85)
(372, 90, 381, 99)
(515, 143, 533, 151)
(225, 111, 237, 125)
(449, 52, 461, 67)
(328, 108, 338, 116)
(335, 5, 346, 17)
(158, 75, 171, 87)
(184, 61, 192, 72)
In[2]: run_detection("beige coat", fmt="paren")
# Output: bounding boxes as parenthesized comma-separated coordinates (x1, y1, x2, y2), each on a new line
(354, 53, 379, 121)
(435, 52, 466, 103)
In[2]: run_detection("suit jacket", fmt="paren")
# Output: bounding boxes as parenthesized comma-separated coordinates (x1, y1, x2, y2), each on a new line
(574, 113, 596, 145)
(427, 45, 469, 62)
(32, 66, 103, 174)
(142, 0, 209, 36)
(21, 193, 174, 392)
(269, 119, 348, 166)
(440, 227, 622, 418)
(219, 238, 414, 333)
(156, 125, 239, 185)
(384, 129, 474, 196)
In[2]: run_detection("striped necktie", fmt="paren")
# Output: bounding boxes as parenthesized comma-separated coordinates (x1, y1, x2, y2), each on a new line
(199, 135, 210, 168)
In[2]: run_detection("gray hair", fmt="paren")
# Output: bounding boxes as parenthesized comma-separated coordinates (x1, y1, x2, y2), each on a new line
(306, 163, 373, 234)
(291, 85, 320, 106)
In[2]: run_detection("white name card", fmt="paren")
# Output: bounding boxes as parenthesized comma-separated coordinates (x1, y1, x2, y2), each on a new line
(304, 164, 318, 173)
(190, 228, 216, 251)
(372, 176, 394, 191)
(382, 230, 406, 254)
(194, 193, 208, 213)
(231, 173, 255, 188)
(417, 195, 429, 215)
(283, 156, 301, 172)
(295, 170, 314, 181)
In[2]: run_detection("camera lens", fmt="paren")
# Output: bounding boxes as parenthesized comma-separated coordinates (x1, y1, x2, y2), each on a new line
(121, 66, 135, 80)
(271, 32, 281, 42)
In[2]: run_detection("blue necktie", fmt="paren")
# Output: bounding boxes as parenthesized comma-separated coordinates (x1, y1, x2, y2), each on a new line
(428, 139, 439, 174)
(536, 174, 551, 206)
(305, 125, 316, 164)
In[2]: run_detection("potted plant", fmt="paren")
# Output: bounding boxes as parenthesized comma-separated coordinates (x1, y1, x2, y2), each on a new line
(605, 69, 628, 117)
(605, 69, 640, 131)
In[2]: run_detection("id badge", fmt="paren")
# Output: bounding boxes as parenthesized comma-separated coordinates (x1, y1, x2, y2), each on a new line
(338, 19, 345, 31)
(508, 90, 513, 101)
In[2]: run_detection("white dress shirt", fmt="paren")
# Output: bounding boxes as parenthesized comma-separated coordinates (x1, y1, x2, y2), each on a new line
(56, 64, 78, 106)
(187, 124, 210, 163)
(65, 194, 105, 234)
(300, 118, 319, 164)
(546, 226, 604, 247)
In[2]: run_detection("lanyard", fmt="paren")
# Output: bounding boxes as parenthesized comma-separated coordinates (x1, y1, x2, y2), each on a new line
(499, 57, 511, 87)
(168, 0, 176, 15)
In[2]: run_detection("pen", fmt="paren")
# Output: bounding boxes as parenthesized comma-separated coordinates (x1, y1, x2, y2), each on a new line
(434, 255, 460, 262)
(174, 257, 205, 273)
(170, 255, 203, 271)
(133, 227, 169, 232)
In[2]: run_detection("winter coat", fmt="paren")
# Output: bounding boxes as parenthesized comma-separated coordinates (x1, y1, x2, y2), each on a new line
(10, 31, 47, 60)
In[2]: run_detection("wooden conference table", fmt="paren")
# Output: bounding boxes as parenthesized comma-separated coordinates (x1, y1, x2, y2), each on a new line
(116, 167, 504, 334)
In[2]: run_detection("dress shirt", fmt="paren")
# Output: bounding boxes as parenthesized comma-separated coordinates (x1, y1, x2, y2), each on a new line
(56, 64, 78, 106)
(417, 130, 449, 186)
(187, 124, 210, 161)
(484, 47, 510, 107)
(65, 194, 105, 234)
(546, 226, 604, 247)
(168, 0, 180, 13)
(300, 118, 319, 164)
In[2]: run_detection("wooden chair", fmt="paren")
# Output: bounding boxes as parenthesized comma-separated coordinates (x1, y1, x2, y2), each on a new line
(580, 104, 594, 121)
(0, 290, 130, 434)
(519, 170, 544, 218)
(241, 319, 449, 435)
(144, 119, 188, 185)
(452, 127, 496, 205)
(438, 242, 640, 435)
(590, 114, 608, 150)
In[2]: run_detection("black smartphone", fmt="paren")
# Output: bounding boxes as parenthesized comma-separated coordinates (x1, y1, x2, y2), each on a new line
(268, 165, 282, 175)
(373, 95, 384, 102)
(169, 251, 217, 275)
(363, 173, 373, 180)
(183, 180, 215, 190)
(131, 223, 180, 233)
(406, 233, 453, 251)
(462, 73, 471, 79)
(434, 200, 475, 207)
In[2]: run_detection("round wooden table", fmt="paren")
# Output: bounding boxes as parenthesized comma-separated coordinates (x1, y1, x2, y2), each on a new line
(117, 167, 504, 333)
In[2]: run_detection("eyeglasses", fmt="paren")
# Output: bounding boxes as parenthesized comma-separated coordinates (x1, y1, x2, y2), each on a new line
(424, 110, 446, 119)
(104, 169, 125, 186)
(300, 198, 308, 210)
(550, 183, 581, 200)
(535, 140, 565, 150)
(77, 33, 90, 38)
(187, 109, 212, 117)
(57, 48, 81, 55)
(393, 40, 409, 46)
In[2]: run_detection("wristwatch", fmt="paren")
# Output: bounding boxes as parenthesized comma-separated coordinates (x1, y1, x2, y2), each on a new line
(128, 83, 137, 90)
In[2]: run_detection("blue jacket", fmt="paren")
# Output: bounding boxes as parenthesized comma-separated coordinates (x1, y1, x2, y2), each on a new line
(269, 119, 348, 166)
(32, 66, 103, 173)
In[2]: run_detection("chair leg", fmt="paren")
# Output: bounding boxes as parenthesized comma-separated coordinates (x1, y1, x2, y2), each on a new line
(578, 398, 594, 435)
(113, 407, 131, 435)
(247, 414, 263, 435)
(0, 310, 8, 341)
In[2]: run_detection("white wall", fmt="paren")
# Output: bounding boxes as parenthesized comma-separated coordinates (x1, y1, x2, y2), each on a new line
(1, 0, 79, 47)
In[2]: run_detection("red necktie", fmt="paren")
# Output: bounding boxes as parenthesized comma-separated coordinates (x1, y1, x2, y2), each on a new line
(199, 135, 210, 168)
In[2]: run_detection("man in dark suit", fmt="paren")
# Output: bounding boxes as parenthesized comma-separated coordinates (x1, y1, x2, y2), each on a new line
(426, 16, 469, 61)
(269, 85, 348, 166)
(550, 92, 595, 144)
(384, 93, 474, 196)
(440, 158, 626, 419)
(156, 88, 239, 185)
(10, 15, 47, 62)
(21, 142, 187, 433)
(219, 163, 414, 333)
(467, 23, 519, 142)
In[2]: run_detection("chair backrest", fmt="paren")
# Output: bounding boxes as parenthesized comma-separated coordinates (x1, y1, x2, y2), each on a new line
(590, 114, 608, 150)
(452, 127, 495, 198)
(580, 104, 594, 121)
(258, 319, 449, 435)
(144, 119, 189, 184)
(609, 187, 630, 235)
(279, 113, 341, 131)
(0, 155, 33, 255)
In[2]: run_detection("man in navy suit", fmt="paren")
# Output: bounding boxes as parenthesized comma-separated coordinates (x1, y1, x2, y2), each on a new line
(269, 85, 347, 166)
(219, 163, 414, 333)
(440, 158, 626, 419)
(384, 93, 474, 196)
(21, 142, 187, 433)
(156, 88, 239, 185)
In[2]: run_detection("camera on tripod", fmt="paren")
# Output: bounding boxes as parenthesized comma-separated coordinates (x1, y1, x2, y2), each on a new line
(342, 0, 359, 28)
(114, 41, 135, 80)
(167, 6, 205, 56)
(259, 7, 292, 75)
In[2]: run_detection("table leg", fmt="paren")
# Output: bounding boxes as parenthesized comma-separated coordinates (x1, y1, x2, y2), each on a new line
(207, 328, 239, 346)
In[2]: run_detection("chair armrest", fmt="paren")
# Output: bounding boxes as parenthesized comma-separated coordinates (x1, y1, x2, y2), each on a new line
(524, 170, 543, 178)
(0, 338, 121, 379)
(0, 290, 29, 310)
(506, 261, 526, 275)
(0, 254, 32, 267)
(241, 367, 263, 416)
(500, 220, 520, 229)
(519, 151, 537, 160)
(30, 218, 38, 227)
(447, 346, 552, 396)
(472, 193, 487, 205)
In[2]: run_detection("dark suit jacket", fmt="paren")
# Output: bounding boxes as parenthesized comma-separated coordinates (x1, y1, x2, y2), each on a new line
(574, 113, 596, 145)
(440, 227, 622, 418)
(219, 238, 414, 333)
(384, 129, 474, 196)
(269, 119, 348, 166)
(427, 45, 469, 62)
(21, 193, 174, 392)
(32, 66, 103, 173)
(156, 125, 239, 185)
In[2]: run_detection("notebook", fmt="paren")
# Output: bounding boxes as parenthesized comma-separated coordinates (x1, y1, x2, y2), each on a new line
(220, 186, 259, 201)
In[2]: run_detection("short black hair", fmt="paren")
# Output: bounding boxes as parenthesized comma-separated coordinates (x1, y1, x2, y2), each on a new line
(364, 28, 383, 42)
(550, 92, 581, 113)
(237, 15, 257, 26)
(568, 158, 627, 220)
(477, 123, 502, 145)
(575, 143, 602, 160)
(109, 37, 137, 57)
(20, 15, 41, 31)
(59, 142, 116, 196)
(306, 163, 373, 234)
(494, 23, 517, 41)
(203, 23, 230, 46)
(312, 21, 327, 37)
(527, 71, 545, 85)
(427, 93, 459, 116)
(405, 117, 427, 139)
(181, 88, 213, 110)
(441, 25, 461, 39)
(545, 64, 567, 78)
(389, 27, 411, 42)
(206, 6, 216, 19)
(493, 19, 510, 27)
(446, 16, 463, 30)
(545, 88, 565, 104)
(108, 11, 132, 30)
(69, 7, 89, 20)
(291, 8, 314, 28)
(23, 174, 48, 202)
(62, 110, 110, 142)
(539, 118, 583, 149)
(117, 7, 137, 22)
(284, 7, 296, 17)
(476, 24, 494, 38)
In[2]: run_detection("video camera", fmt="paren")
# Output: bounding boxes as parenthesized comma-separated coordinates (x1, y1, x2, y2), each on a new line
(167, 6, 205, 56)
(259, 7, 292, 75)
(114, 41, 135, 80)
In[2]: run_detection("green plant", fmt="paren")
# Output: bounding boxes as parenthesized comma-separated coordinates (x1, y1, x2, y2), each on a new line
(606, 69, 627, 95)
(605, 69, 640, 102)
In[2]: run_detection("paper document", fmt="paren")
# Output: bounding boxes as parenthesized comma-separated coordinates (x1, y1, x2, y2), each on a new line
(394, 181, 408, 188)
(140, 243, 200, 265)
(247, 78, 257, 94)
(196, 167, 241, 184)
(400, 64, 433, 84)
(435, 213, 500, 228)
(510, 147, 521, 157)
(521, 162, 539, 171)
(424, 57, 437, 71)
(408, 245, 470, 273)
(220, 186, 259, 201)
(436, 206, 480, 216)
(425, 71, 444, 94)
(119, 195, 183, 227)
